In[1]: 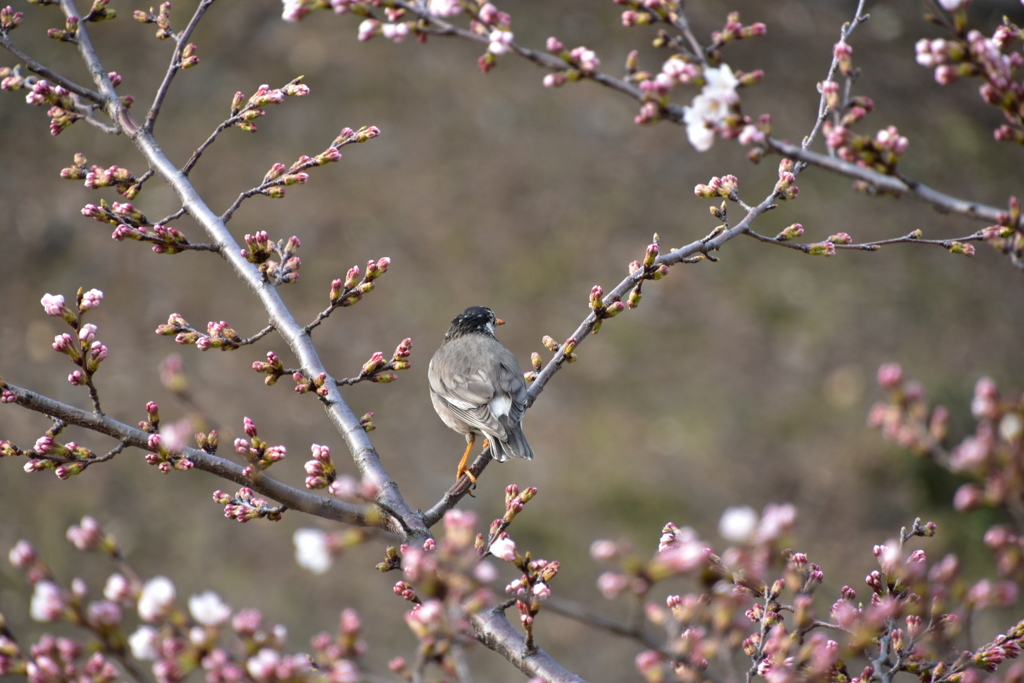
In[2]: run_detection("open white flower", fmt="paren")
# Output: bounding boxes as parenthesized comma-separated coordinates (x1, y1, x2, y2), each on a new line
(129, 626, 160, 660)
(719, 505, 758, 543)
(189, 590, 232, 626)
(683, 64, 739, 152)
(294, 528, 332, 574)
(137, 576, 176, 622)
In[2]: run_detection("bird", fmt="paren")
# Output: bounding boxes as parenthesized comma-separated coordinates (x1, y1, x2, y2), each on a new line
(428, 306, 534, 484)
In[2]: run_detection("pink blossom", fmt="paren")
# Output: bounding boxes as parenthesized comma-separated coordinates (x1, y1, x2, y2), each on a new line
(490, 536, 517, 562)
(357, 19, 379, 41)
(543, 73, 566, 88)
(589, 539, 619, 561)
(66, 516, 103, 550)
(103, 573, 133, 602)
(427, 0, 460, 17)
(40, 293, 67, 317)
(488, 29, 514, 55)
(597, 571, 629, 599)
(79, 288, 103, 310)
(570, 46, 599, 72)
(9, 539, 37, 568)
(30, 581, 65, 621)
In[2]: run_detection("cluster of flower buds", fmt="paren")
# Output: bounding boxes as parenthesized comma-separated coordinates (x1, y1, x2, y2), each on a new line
(466, 3, 511, 71)
(213, 487, 285, 522)
(329, 256, 391, 309)
(524, 351, 543, 382)
(133, 2, 172, 39)
(357, 16, 415, 44)
(292, 370, 329, 396)
(915, 17, 1024, 144)
(143, 431, 194, 474)
(710, 11, 767, 45)
(381, 506, 549, 662)
(872, 365, 1024, 529)
(503, 547, 560, 648)
(347, 337, 413, 385)
(229, 78, 309, 133)
(260, 164, 308, 199)
(484, 484, 537, 547)
(309, 607, 368, 668)
(774, 158, 801, 200)
(40, 289, 109, 387)
(82, 199, 149, 227)
(195, 430, 219, 455)
(623, 235, 669, 309)
(138, 400, 161, 434)
(112, 222, 190, 253)
(239, 231, 302, 283)
(694, 174, 740, 200)
(83, 0, 114, 22)
(303, 443, 337, 490)
(156, 314, 246, 351)
(331, 125, 380, 148)
(65, 515, 119, 555)
(233, 417, 287, 478)
(251, 350, 287, 386)
(61, 153, 141, 198)
(180, 43, 199, 69)
(46, 14, 78, 42)
(774, 223, 804, 242)
(982, 196, 1024, 266)
(587, 284, 626, 334)
(24, 433, 97, 479)
(539, 37, 601, 87)
(22, 77, 82, 135)
(0, 64, 26, 91)
(0, 5, 24, 30)
(541, 334, 578, 364)
(824, 122, 909, 176)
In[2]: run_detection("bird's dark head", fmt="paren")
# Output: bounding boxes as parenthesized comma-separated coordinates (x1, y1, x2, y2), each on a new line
(445, 306, 504, 340)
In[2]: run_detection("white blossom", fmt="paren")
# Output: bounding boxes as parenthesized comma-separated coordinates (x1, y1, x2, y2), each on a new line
(294, 528, 332, 574)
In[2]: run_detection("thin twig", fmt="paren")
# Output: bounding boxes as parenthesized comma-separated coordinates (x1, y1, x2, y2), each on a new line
(145, 0, 217, 133)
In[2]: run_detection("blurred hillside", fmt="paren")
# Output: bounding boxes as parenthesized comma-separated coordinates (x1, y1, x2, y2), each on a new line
(2, 0, 1024, 680)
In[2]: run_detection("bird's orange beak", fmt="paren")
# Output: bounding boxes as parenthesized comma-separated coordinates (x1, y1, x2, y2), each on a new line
(495, 318, 505, 325)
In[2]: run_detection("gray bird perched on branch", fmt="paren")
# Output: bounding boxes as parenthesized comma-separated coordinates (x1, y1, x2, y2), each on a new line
(428, 306, 534, 484)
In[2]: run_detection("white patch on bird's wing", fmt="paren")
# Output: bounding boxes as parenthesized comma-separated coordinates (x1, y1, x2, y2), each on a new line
(489, 393, 512, 419)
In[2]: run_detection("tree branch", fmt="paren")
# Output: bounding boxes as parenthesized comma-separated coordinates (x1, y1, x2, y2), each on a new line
(4, 381, 378, 528)
(467, 606, 589, 683)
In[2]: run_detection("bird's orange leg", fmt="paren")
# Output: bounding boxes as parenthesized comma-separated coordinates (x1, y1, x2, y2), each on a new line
(456, 434, 478, 484)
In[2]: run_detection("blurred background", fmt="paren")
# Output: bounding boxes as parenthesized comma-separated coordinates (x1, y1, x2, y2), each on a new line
(2, 0, 1024, 680)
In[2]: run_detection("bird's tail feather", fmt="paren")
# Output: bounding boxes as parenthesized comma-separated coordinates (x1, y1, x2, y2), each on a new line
(492, 427, 534, 461)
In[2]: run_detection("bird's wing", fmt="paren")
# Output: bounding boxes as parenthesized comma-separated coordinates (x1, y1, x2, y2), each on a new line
(429, 346, 509, 439)
(495, 348, 528, 426)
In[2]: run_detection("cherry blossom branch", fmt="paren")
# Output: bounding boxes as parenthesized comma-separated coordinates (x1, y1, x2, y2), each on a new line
(1, 381, 378, 528)
(766, 139, 1006, 225)
(0, 33, 105, 104)
(44, 3, 431, 541)
(380, 0, 1010, 233)
(745, 226, 986, 254)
